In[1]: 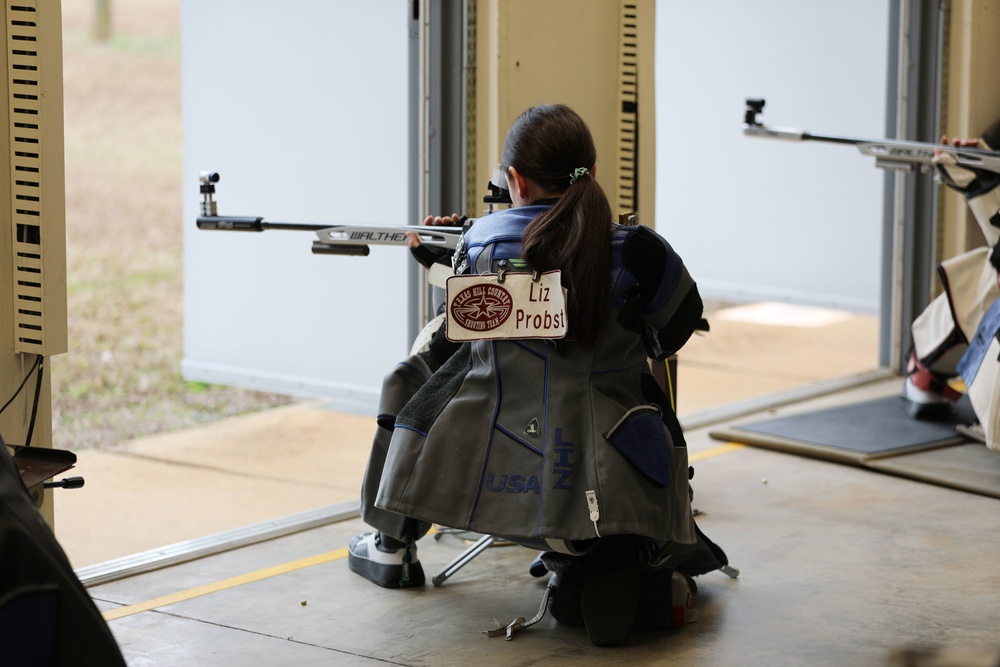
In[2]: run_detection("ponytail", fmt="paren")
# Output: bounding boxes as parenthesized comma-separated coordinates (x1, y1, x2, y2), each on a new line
(502, 104, 614, 348)
(521, 174, 612, 347)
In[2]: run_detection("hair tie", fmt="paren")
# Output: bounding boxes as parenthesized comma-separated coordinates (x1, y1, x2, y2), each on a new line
(568, 167, 589, 185)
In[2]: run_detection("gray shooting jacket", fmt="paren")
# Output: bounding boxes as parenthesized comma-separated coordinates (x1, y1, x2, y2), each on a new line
(374, 204, 704, 552)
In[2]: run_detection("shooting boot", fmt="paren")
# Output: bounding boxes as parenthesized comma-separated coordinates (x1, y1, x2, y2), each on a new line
(580, 535, 640, 646)
(348, 532, 425, 589)
(901, 351, 960, 421)
(633, 568, 698, 629)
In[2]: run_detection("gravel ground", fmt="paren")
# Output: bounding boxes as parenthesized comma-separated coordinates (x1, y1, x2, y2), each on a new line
(53, 0, 296, 450)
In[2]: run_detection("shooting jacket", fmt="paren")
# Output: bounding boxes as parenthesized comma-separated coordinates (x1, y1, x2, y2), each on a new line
(371, 205, 705, 549)
(912, 172, 1000, 451)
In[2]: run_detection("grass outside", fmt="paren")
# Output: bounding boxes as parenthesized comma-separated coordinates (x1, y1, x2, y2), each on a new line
(53, 0, 296, 450)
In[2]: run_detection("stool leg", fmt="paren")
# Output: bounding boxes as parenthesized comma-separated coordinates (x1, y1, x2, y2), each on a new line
(432, 535, 496, 586)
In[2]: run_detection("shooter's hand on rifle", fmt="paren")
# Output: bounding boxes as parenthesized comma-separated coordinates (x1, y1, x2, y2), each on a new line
(408, 213, 464, 248)
(934, 124, 1000, 194)
(406, 213, 467, 268)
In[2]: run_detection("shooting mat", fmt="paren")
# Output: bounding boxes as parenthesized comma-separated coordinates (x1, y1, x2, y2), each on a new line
(709, 396, 1000, 499)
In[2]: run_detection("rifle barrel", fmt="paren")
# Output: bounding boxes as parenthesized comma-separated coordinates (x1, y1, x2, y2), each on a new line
(801, 132, 862, 146)
(261, 221, 331, 231)
(196, 216, 332, 232)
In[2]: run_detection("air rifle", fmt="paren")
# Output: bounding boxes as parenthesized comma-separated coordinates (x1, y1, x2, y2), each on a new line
(195, 171, 474, 256)
(743, 98, 1000, 175)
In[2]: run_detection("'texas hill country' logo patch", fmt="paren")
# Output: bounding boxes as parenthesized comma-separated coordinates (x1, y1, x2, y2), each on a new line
(450, 284, 513, 332)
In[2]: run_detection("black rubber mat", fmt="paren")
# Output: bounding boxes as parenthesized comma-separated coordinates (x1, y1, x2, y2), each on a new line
(710, 396, 964, 463)
(710, 396, 1000, 498)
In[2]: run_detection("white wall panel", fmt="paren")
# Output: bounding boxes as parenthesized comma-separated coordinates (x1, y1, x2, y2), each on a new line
(181, 1, 410, 413)
(657, 0, 890, 313)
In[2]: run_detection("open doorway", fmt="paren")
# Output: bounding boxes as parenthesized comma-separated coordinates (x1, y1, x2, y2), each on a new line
(657, 0, 891, 419)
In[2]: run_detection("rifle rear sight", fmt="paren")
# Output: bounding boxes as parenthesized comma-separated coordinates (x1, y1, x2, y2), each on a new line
(199, 171, 220, 216)
(744, 99, 766, 127)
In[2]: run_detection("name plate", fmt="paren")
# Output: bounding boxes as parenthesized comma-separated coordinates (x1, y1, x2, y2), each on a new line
(445, 270, 568, 342)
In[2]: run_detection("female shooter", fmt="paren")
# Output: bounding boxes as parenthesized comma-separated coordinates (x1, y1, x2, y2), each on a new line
(347, 104, 726, 645)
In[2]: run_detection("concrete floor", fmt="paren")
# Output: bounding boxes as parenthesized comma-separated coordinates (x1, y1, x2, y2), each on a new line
(42, 304, 1000, 664)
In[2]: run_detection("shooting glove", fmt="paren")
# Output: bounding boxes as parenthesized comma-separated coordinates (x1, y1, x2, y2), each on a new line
(935, 120, 1000, 198)
(409, 243, 452, 269)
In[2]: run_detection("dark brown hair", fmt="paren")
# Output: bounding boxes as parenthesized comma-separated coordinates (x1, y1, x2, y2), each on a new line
(502, 104, 613, 347)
